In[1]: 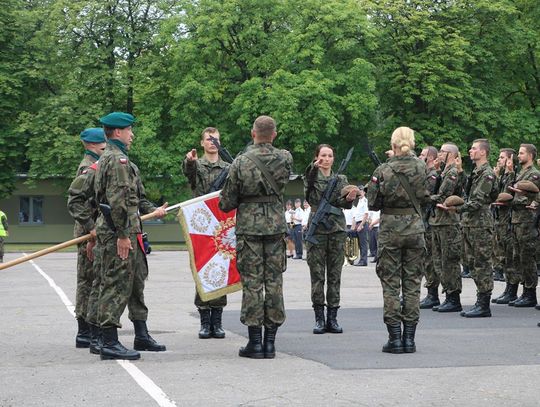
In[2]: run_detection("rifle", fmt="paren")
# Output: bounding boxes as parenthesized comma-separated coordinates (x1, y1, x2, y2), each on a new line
(207, 135, 237, 192)
(304, 147, 354, 244)
(366, 143, 382, 167)
(99, 204, 117, 232)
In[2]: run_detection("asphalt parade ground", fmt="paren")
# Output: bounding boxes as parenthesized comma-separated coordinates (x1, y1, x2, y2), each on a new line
(1, 251, 539, 407)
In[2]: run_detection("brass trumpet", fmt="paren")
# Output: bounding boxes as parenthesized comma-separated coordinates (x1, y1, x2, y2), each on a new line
(344, 233, 359, 264)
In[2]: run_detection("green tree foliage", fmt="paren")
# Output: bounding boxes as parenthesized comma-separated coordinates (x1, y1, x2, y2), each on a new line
(1, 0, 539, 200)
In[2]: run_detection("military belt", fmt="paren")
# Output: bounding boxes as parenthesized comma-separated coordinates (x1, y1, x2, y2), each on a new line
(382, 207, 416, 215)
(240, 195, 279, 203)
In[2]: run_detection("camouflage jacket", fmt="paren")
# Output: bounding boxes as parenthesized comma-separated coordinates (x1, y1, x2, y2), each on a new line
(458, 162, 496, 227)
(75, 153, 98, 176)
(367, 154, 429, 236)
(71, 154, 98, 237)
(183, 156, 230, 197)
(510, 164, 540, 224)
(94, 141, 156, 239)
(494, 170, 515, 226)
(68, 163, 98, 237)
(303, 164, 353, 234)
(430, 164, 460, 226)
(219, 143, 293, 236)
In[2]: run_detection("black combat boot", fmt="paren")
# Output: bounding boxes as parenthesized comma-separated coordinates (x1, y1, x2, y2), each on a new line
(133, 320, 166, 352)
(513, 287, 537, 308)
(100, 326, 140, 360)
(496, 283, 518, 304)
(326, 306, 343, 334)
(210, 308, 226, 339)
(535, 304, 540, 311)
(420, 286, 440, 309)
(239, 326, 264, 359)
(461, 293, 491, 318)
(402, 323, 417, 353)
(263, 326, 278, 359)
(382, 323, 404, 354)
(436, 291, 462, 312)
(198, 309, 211, 339)
(493, 268, 505, 282)
(461, 265, 471, 278)
(492, 284, 509, 303)
(76, 318, 91, 348)
(89, 323, 103, 355)
(313, 305, 326, 334)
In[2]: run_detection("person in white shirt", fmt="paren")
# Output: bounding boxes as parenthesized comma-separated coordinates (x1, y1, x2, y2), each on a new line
(284, 200, 295, 258)
(368, 210, 380, 262)
(292, 199, 304, 259)
(352, 186, 369, 266)
(301, 200, 311, 232)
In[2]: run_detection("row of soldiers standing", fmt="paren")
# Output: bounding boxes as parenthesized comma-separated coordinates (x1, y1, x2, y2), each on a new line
(419, 140, 540, 321)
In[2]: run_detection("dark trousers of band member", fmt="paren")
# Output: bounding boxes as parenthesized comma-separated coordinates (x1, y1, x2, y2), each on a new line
(293, 224, 303, 257)
(369, 227, 379, 258)
(356, 223, 369, 264)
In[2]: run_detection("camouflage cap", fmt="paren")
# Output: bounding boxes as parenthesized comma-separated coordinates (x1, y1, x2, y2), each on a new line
(515, 180, 539, 193)
(496, 192, 513, 203)
(80, 128, 106, 143)
(99, 112, 136, 129)
(443, 195, 465, 206)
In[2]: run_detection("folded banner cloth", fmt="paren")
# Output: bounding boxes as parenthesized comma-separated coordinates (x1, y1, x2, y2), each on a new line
(177, 191, 241, 301)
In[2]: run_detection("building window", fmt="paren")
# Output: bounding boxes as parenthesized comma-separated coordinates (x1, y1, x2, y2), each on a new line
(19, 196, 44, 224)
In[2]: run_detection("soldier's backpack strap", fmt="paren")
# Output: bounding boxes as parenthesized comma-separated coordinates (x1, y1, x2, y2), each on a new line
(243, 151, 280, 196)
(388, 163, 423, 217)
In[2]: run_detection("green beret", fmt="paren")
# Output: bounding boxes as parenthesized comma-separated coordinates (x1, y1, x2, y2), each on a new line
(80, 128, 106, 143)
(99, 112, 136, 129)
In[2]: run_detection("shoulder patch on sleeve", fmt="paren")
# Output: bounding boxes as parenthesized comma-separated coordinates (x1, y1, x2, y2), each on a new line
(82, 169, 88, 174)
(89, 162, 99, 171)
(450, 175, 457, 180)
(119, 158, 128, 164)
(430, 175, 437, 180)
(486, 175, 494, 180)
(371, 176, 378, 183)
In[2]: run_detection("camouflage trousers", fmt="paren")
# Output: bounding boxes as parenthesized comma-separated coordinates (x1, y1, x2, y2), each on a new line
(86, 243, 103, 325)
(97, 234, 148, 328)
(463, 226, 493, 295)
(236, 234, 286, 328)
(422, 227, 438, 288)
(75, 242, 94, 320)
(306, 232, 346, 308)
(194, 291, 227, 309)
(512, 222, 538, 289)
(376, 231, 425, 325)
(493, 221, 517, 284)
(432, 224, 462, 294)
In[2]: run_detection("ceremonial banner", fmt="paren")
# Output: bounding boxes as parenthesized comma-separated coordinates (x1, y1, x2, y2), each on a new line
(177, 191, 241, 301)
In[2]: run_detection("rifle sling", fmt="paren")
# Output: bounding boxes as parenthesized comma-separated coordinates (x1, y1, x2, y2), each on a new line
(243, 151, 280, 197)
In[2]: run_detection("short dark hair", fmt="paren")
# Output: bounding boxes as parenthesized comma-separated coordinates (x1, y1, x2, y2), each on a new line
(520, 143, 537, 160)
(500, 148, 516, 159)
(473, 138, 490, 154)
(426, 146, 438, 160)
(253, 116, 276, 139)
(104, 127, 115, 139)
(201, 127, 218, 140)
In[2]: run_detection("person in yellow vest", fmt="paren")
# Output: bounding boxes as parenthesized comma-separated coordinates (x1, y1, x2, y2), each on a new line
(0, 209, 8, 263)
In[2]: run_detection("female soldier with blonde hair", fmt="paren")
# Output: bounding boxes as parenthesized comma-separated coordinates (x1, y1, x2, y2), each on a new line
(367, 127, 430, 353)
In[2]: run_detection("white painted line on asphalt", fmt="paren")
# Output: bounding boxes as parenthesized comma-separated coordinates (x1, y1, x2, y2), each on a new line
(25, 254, 178, 407)
(117, 361, 177, 407)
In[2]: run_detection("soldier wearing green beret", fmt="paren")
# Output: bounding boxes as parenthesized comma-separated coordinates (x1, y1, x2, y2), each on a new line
(69, 128, 106, 349)
(94, 112, 168, 360)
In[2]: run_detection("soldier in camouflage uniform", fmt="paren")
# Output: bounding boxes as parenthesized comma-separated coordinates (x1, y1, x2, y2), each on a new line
(68, 158, 103, 355)
(95, 112, 168, 360)
(491, 149, 518, 304)
(439, 139, 497, 318)
(68, 128, 106, 349)
(304, 144, 360, 335)
(367, 127, 429, 354)
(418, 146, 440, 309)
(508, 144, 540, 308)
(183, 127, 230, 339)
(219, 115, 293, 359)
(429, 143, 463, 313)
